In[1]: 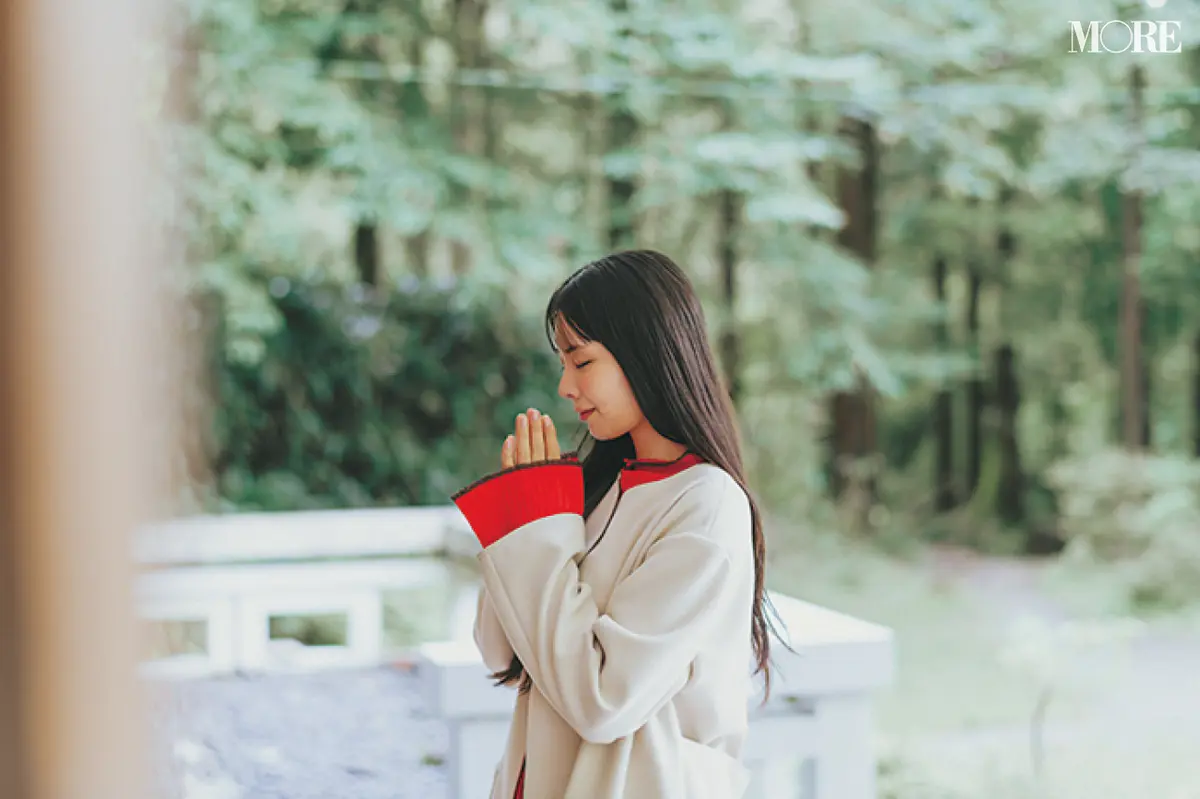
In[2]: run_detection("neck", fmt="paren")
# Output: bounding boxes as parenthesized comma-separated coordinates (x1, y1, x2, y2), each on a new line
(628, 421, 687, 462)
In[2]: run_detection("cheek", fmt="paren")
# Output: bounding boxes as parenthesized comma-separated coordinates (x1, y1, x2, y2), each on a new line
(581, 365, 643, 439)
(590, 369, 640, 419)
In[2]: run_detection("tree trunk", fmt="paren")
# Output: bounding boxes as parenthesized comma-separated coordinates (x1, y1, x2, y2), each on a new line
(330, 1, 391, 287)
(994, 344, 1023, 525)
(1186, 53, 1200, 458)
(718, 102, 743, 406)
(718, 186, 742, 406)
(449, 0, 487, 276)
(354, 223, 379, 287)
(797, 9, 823, 240)
(933, 255, 956, 511)
(566, 55, 597, 267)
(404, 225, 430, 280)
(607, 125, 636, 246)
(828, 113, 879, 514)
(606, 0, 637, 248)
(1140, 358, 1152, 449)
(400, 36, 429, 277)
(1120, 63, 1145, 450)
(606, 110, 636, 248)
(965, 265, 983, 498)
(1194, 331, 1200, 457)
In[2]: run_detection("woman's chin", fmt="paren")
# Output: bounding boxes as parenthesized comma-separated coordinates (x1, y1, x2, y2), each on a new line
(587, 419, 635, 442)
(586, 419, 614, 441)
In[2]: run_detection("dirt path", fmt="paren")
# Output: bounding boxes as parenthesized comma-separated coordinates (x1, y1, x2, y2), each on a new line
(912, 546, 1200, 791)
(928, 546, 1071, 624)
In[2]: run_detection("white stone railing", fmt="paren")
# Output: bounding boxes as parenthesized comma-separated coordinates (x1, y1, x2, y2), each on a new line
(420, 592, 894, 799)
(135, 508, 895, 799)
(134, 506, 470, 678)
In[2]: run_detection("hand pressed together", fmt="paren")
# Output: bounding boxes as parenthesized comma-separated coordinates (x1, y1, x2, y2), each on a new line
(502, 408, 562, 469)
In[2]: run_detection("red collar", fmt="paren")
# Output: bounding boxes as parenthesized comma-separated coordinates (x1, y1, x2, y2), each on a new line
(620, 451, 706, 491)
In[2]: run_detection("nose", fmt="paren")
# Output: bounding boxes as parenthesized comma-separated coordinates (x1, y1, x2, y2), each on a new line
(558, 368, 577, 401)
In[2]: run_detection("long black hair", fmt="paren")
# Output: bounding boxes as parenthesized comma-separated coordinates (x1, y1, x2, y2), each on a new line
(490, 250, 786, 701)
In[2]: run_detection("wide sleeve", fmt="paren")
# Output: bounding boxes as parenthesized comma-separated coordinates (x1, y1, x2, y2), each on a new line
(453, 463, 745, 745)
(473, 585, 515, 674)
(454, 457, 583, 674)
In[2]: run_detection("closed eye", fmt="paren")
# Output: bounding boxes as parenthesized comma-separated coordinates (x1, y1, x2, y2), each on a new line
(575, 360, 593, 369)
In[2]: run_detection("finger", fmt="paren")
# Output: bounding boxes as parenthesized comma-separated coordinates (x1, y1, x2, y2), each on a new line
(529, 409, 545, 462)
(501, 435, 514, 469)
(515, 413, 531, 465)
(543, 416, 561, 460)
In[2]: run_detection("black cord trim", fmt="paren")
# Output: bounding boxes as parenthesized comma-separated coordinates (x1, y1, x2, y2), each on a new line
(449, 451, 581, 502)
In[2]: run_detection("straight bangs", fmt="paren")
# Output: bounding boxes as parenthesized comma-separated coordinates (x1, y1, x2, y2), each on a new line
(543, 267, 623, 354)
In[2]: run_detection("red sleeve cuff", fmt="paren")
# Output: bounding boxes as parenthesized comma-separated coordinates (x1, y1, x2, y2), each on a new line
(452, 457, 583, 548)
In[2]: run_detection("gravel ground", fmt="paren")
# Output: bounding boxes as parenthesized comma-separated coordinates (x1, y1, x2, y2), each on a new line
(151, 667, 450, 799)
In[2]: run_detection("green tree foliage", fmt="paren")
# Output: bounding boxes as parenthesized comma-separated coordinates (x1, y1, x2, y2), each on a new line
(172, 0, 1200, 600)
(197, 275, 564, 510)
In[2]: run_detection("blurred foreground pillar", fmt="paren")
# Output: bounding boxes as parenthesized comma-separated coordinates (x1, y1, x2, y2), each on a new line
(1, 0, 166, 796)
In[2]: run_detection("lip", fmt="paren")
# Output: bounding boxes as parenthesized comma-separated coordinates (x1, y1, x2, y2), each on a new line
(577, 409, 594, 421)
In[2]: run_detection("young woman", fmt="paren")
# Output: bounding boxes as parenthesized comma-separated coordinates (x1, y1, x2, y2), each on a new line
(451, 250, 778, 799)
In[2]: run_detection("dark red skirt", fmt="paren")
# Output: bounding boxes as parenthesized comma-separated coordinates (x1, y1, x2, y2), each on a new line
(512, 758, 526, 799)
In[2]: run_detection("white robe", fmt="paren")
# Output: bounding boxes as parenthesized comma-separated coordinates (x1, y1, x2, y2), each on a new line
(453, 452, 755, 799)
